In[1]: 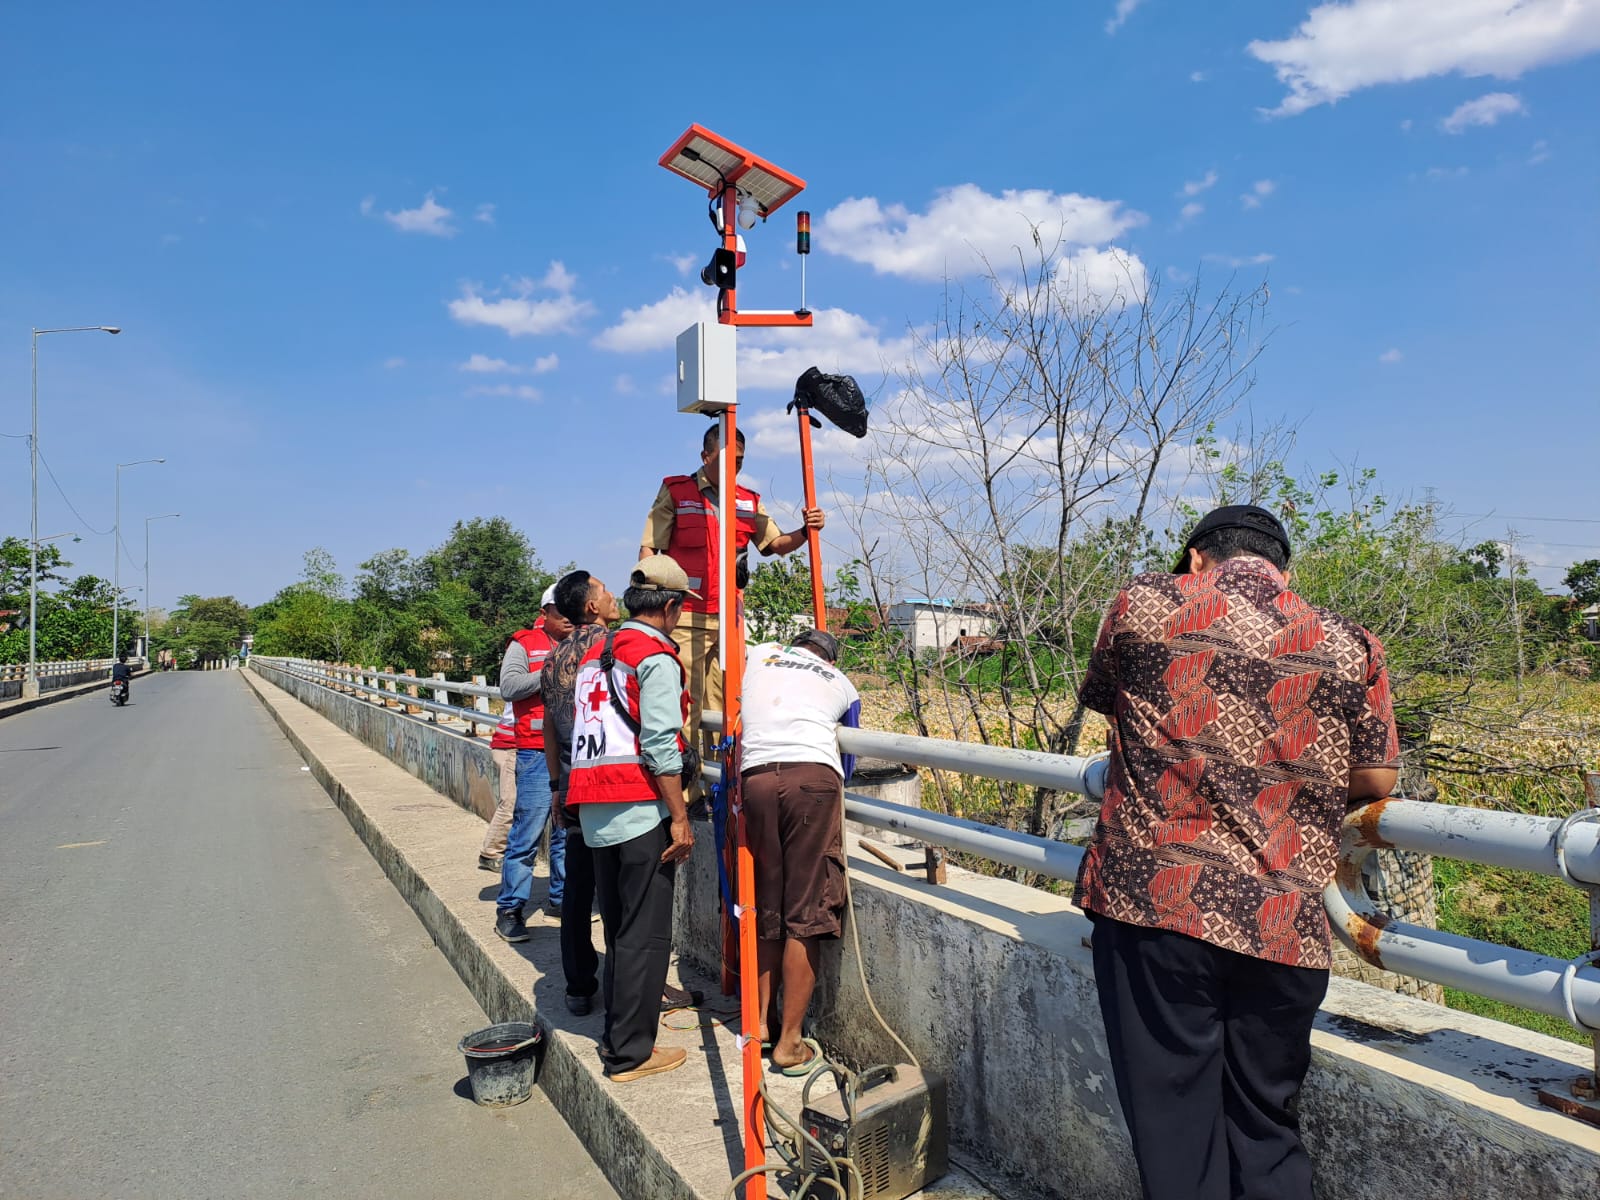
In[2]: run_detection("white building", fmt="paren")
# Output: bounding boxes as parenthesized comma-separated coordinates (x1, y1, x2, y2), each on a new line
(886, 598, 998, 655)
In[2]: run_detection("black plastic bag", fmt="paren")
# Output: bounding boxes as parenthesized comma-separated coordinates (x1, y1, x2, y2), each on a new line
(788, 366, 869, 438)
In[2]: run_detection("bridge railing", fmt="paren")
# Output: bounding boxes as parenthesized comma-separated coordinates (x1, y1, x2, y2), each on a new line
(253, 654, 1600, 1106)
(0, 657, 118, 683)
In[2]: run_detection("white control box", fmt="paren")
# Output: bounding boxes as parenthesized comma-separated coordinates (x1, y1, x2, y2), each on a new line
(676, 321, 737, 414)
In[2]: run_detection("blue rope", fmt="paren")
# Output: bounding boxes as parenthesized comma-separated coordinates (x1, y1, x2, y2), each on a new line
(710, 735, 736, 915)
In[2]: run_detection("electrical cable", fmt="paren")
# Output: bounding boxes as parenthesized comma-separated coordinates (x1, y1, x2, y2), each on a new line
(36, 448, 114, 535)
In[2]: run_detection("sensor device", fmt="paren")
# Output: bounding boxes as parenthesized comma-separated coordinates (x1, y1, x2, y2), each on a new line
(800, 1065, 948, 1200)
(676, 321, 737, 414)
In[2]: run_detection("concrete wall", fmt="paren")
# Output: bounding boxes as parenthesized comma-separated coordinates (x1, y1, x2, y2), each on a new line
(255, 660, 501, 822)
(253, 660, 1600, 1200)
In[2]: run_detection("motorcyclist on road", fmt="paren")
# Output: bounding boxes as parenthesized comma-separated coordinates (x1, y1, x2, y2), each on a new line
(111, 654, 132, 699)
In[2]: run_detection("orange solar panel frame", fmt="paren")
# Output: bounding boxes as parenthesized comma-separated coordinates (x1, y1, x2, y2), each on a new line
(659, 124, 808, 215)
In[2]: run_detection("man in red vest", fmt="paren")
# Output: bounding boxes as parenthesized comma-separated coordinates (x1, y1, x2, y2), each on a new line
(477, 707, 519, 873)
(492, 585, 574, 944)
(638, 424, 825, 769)
(564, 555, 698, 1082)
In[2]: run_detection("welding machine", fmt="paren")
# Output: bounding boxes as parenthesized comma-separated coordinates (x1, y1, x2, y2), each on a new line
(800, 1064, 948, 1200)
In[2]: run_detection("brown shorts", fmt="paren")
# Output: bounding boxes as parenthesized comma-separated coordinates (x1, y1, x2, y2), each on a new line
(741, 761, 846, 941)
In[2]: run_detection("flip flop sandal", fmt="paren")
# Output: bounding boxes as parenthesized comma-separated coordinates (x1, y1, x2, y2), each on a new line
(776, 1037, 825, 1077)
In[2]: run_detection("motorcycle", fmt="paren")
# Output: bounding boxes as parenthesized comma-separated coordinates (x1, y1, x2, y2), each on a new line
(110, 679, 129, 707)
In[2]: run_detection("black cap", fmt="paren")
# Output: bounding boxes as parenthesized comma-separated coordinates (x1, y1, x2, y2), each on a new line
(1173, 504, 1291, 573)
(791, 628, 840, 663)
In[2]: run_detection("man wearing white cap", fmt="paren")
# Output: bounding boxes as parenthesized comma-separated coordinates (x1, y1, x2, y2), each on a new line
(493, 584, 575, 944)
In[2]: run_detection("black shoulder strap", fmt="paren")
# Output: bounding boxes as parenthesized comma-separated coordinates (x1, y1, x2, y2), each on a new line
(600, 629, 643, 735)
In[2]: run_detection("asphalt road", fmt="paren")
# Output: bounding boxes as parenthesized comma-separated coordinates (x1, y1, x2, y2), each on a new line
(0, 671, 618, 1200)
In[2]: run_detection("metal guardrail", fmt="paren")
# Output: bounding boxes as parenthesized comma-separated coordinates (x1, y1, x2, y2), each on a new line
(256, 658, 506, 734)
(0, 657, 118, 682)
(1326, 793, 1600, 1113)
(254, 655, 1600, 1098)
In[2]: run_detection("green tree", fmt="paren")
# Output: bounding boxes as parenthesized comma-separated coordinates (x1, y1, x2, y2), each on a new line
(161, 595, 251, 667)
(424, 517, 553, 678)
(1564, 559, 1600, 608)
(745, 557, 815, 641)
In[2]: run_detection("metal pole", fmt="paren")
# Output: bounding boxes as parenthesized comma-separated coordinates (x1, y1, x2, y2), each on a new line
(712, 180, 764, 1200)
(27, 331, 38, 697)
(113, 464, 120, 659)
(143, 513, 179, 664)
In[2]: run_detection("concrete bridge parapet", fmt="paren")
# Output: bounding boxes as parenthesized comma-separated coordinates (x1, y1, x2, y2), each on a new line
(252, 658, 1600, 1200)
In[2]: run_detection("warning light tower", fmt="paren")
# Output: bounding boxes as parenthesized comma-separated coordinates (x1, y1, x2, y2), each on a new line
(658, 124, 816, 1199)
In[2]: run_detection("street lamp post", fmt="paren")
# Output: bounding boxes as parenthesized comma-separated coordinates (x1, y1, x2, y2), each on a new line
(144, 513, 180, 660)
(27, 325, 120, 699)
(114, 457, 165, 660)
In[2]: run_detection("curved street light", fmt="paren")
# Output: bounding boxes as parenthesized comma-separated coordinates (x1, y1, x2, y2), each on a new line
(27, 324, 121, 698)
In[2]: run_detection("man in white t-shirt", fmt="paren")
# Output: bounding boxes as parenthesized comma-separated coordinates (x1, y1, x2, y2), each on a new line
(739, 628, 861, 1076)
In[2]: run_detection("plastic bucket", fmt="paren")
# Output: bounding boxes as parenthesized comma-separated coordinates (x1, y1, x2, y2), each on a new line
(458, 1022, 542, 1107)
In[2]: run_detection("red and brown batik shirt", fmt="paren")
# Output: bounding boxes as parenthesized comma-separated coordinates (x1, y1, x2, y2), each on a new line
(1073, 556, 1399, 969)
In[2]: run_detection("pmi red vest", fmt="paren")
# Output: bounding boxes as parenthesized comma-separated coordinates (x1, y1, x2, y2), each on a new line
(662, 474, 761, 616)
(563, 627, 690, 807)
(508, 624, 554, 751)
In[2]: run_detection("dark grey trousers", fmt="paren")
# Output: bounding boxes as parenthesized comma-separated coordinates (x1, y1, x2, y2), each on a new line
(1091, 915, 1329, 1200)
(592, 819, 676, 1074)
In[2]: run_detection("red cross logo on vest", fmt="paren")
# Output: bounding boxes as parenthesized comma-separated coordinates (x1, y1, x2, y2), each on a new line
(583, 679, 609, 716)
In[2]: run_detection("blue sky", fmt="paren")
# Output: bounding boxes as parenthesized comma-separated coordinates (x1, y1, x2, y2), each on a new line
(5, 0, 1598, 611)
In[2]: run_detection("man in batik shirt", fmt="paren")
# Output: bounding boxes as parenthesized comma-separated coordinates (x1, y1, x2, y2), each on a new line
(1075, 504, 1399, 1200)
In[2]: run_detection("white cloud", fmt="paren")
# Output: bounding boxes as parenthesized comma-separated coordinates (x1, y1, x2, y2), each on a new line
(1248, 0, 1600, 116)
(460, 352, 560, 374)
(738, 307, 923, 391)
(382, 191, 457, 237)
(1106, 0, 1146, 34)
(359, 196, 375, 217)
(448, 263, 594, 338)
(1190, 70, 1209, 83)
(817, 184, 1145, 282)
(1528, 138, 1552, 164)
(1424, 165, 1470, 179)
(474, 203, 497, 224)
(1400, 118, 1414, 131)
(1440, 91, 1527, 132)
(1177, 201, 1205, 225)
(593, 287, 714, 353)
(1180, 170, 1219, 197)
(469, 383, 541, 402)
(1240, 179, 1277, 209)
(1052, 246, 1149, 313)
(1203, 252, 1275, 268)
(1379, 347, 1403, 363)
(614, 374, 637, 395)
(383, 356, 406, 369)
(665, 253, 698, 277)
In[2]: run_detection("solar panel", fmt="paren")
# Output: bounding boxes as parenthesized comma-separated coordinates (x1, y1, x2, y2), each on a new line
(659, 124, 806, 217)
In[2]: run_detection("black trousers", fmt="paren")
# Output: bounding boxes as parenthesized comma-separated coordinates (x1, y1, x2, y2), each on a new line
(559, 823, 599, 1000)
(592, 818, 676, 1074)
(1091, 916, 1329, 1200)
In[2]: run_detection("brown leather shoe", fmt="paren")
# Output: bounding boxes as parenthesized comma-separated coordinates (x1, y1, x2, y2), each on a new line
(606, 1047, 687, 1083)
